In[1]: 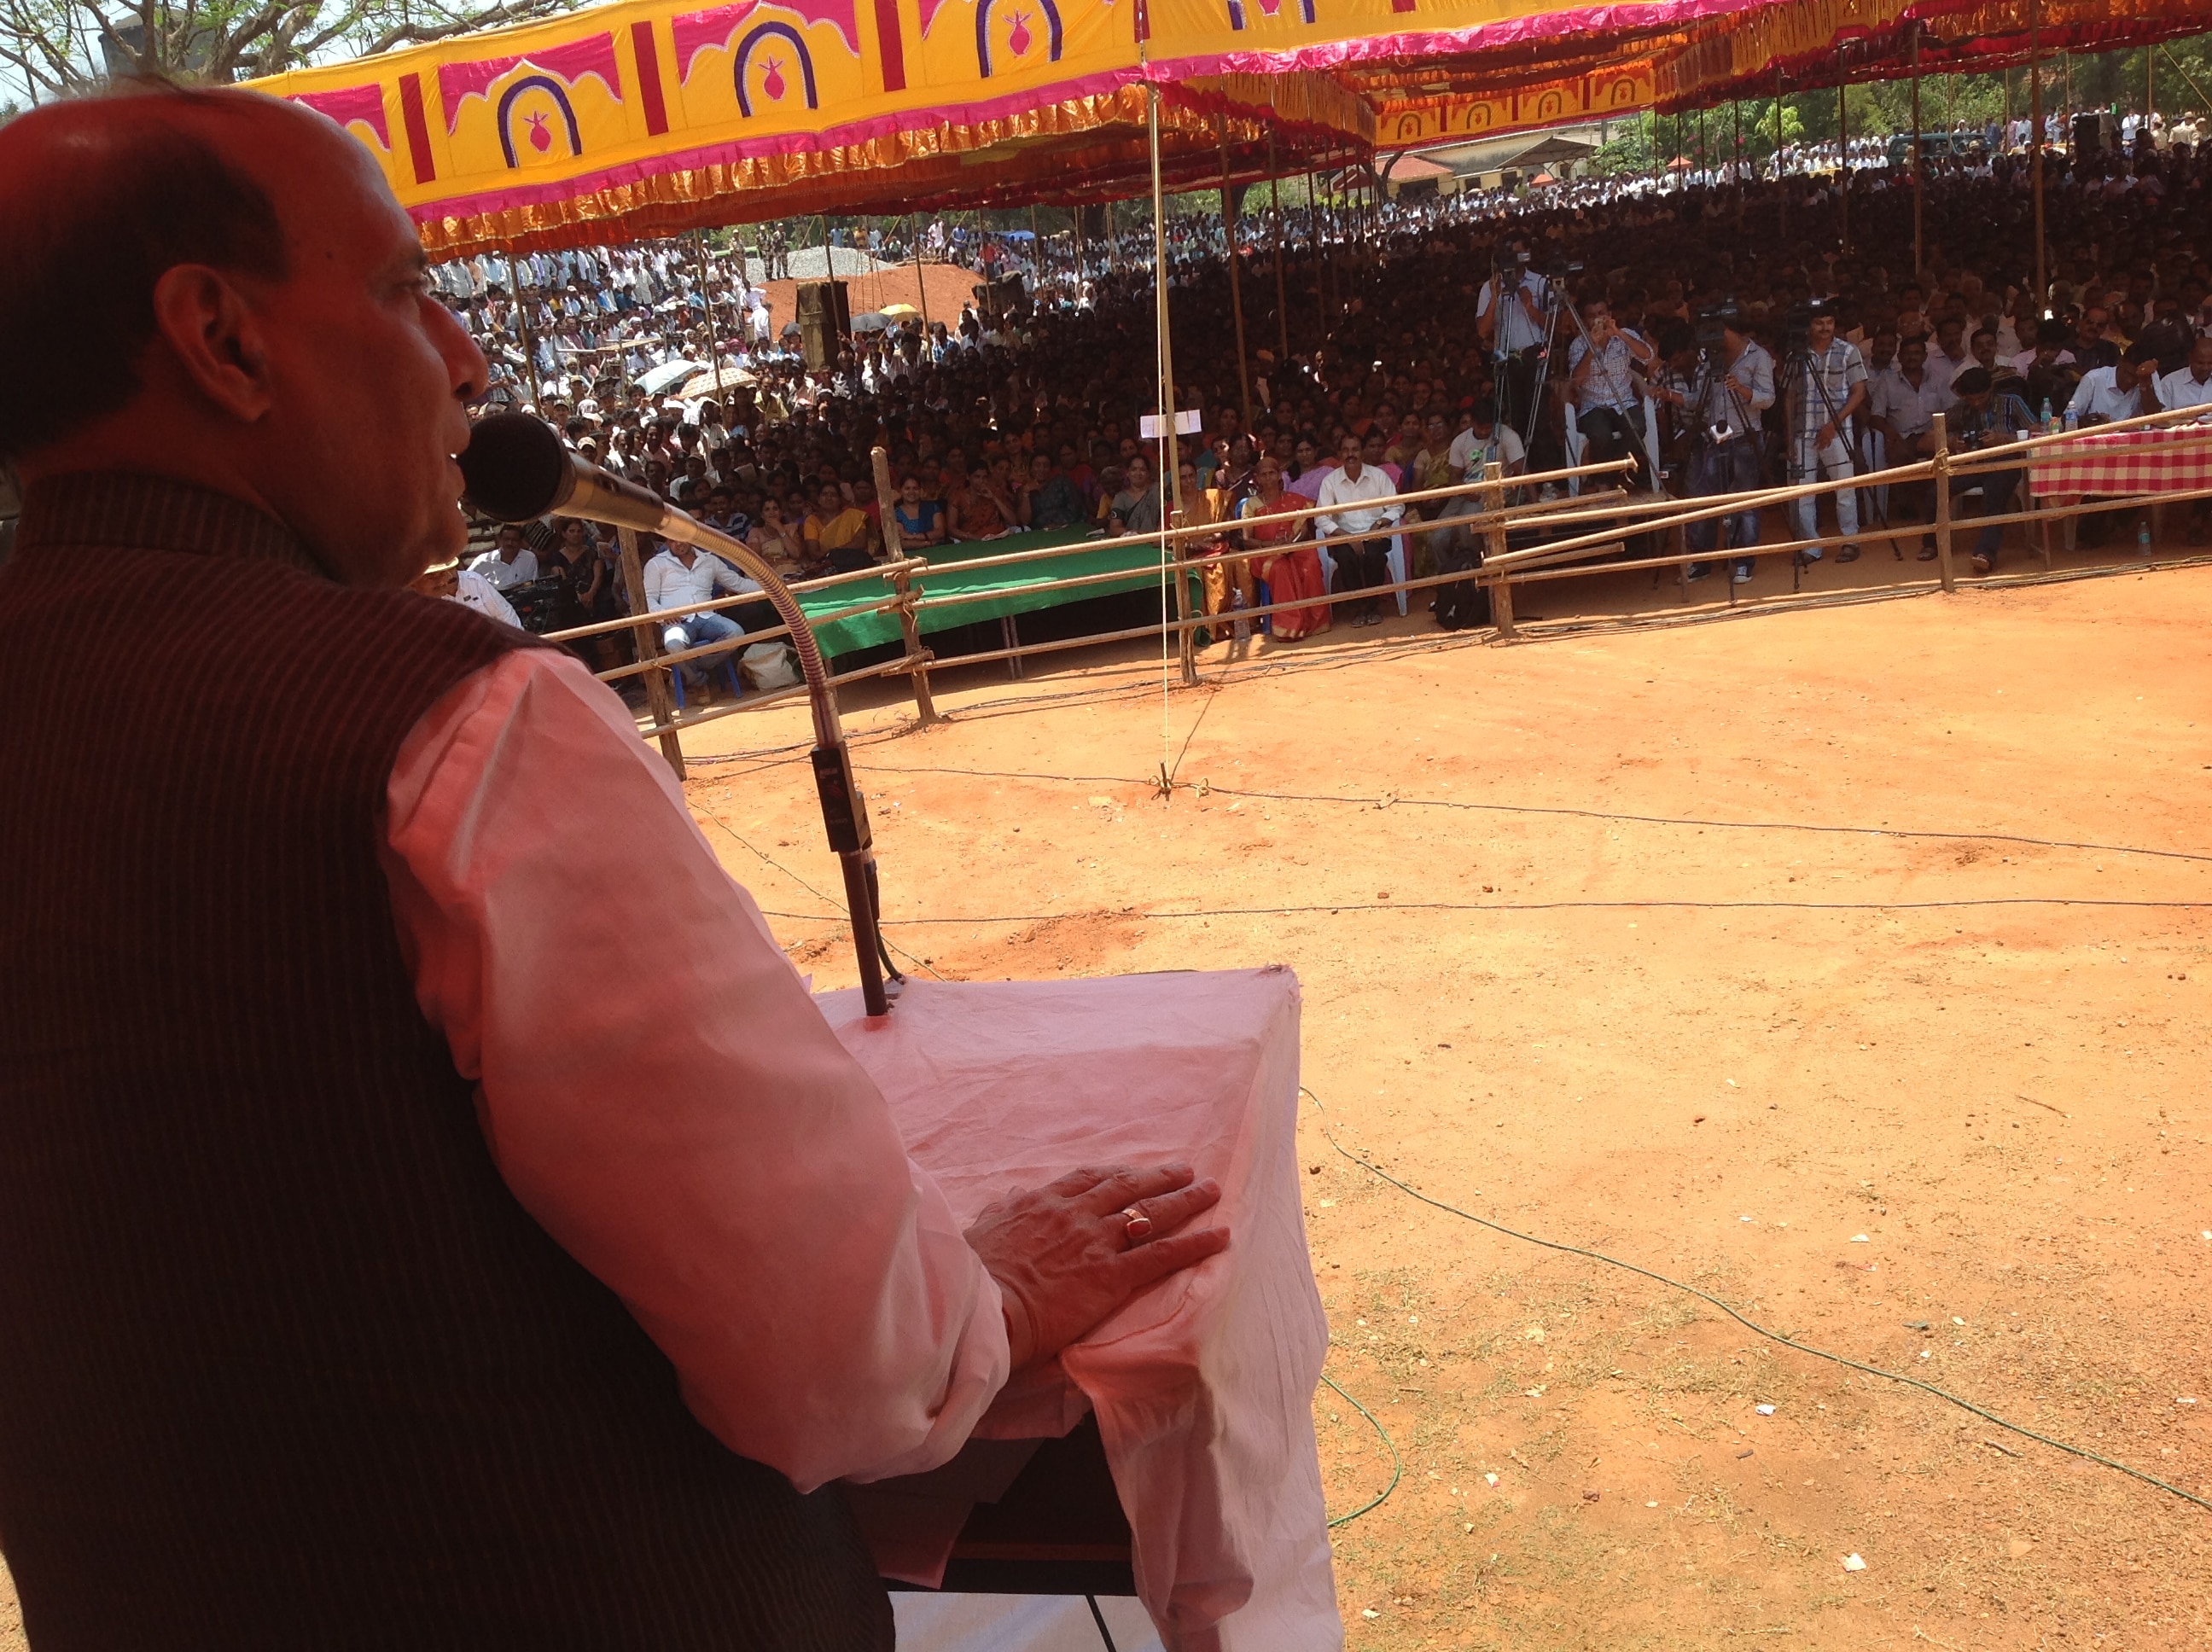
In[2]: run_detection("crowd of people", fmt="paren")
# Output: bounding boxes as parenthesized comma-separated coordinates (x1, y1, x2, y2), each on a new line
(436, 118, 2212, 695)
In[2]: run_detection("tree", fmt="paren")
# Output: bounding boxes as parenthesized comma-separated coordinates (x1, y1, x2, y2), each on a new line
(0, 0, 586, 102)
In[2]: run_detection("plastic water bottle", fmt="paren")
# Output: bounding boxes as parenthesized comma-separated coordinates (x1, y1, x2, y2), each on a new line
(2137, 518, 2152, 556)
(2063, 407, 2079, 433)
(2040, 398, 2054, 432)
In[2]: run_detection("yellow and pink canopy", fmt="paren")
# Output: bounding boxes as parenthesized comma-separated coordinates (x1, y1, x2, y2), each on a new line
(242, 0, 2203, 256)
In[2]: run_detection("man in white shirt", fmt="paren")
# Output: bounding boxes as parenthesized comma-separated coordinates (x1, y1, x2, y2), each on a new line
(2152, 334, 2212, 415)
(410, 557, 523, 627)
(1476, 240, 1549, 430)
(469, 521, 538, 590)
(1314, 433, 1404, 626)
(2151, 335, 2212, 544)
(642, 536, 759, 690)
(1870, 336, 1963, 561)
(2066, 346, 2153, 425)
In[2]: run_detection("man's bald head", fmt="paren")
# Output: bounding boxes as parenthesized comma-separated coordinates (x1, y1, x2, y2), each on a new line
(0, 84, 295, 465)
(0, 82, 487, 585)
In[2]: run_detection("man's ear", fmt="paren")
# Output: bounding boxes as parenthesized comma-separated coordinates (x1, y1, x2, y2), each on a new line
(148, 265, 273, 425)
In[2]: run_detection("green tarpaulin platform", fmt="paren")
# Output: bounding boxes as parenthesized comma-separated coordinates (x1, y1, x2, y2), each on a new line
(795, 527, 1191, 657)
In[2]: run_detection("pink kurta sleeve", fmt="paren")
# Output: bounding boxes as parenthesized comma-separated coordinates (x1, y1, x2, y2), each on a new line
(379, 646, 1007, 1491)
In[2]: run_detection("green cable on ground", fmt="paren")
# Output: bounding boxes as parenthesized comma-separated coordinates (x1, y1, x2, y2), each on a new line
(1318, 1372, 1402, 1529)
(1301, 1087, 2212, 1517)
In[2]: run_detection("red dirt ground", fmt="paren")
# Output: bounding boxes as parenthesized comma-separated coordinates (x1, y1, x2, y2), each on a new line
(5, 556, 2207, 1649)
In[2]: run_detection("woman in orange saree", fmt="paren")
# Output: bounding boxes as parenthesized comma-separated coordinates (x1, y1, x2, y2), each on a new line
(1240, 456, 1330, 641)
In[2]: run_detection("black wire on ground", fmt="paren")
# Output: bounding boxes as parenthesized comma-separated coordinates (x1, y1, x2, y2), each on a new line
(853, 764, 2212, 871)
(1301, 1085, 2212, 1517)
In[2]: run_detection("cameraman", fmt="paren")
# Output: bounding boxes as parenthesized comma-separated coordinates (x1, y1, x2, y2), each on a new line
(1568, 296, 1656, 486)
(1784, 302, 1867, 562)
(1656, 307, 1773, 584)
(1476, 238, 1548, 428)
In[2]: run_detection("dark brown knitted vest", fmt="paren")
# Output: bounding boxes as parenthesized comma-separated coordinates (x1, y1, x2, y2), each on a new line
(0, 474, 889, 1650)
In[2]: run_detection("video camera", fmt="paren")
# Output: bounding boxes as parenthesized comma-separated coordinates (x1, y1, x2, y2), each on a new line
(1692, 301, 1738, 355)
(1783, 302, 1814, 356)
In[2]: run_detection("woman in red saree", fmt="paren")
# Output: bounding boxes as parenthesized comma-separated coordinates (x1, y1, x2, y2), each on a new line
(1240, 456, 1330, 641)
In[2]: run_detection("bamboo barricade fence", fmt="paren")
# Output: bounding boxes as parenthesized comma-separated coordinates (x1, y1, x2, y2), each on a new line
(545, 409, 2212, 745)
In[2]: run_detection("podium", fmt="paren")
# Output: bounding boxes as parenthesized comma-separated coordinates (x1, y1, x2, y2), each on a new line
(816, 969, 1342, 1652)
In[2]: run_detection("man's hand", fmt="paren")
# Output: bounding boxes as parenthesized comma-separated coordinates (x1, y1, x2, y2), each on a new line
(964, 1164, 1229, 1370)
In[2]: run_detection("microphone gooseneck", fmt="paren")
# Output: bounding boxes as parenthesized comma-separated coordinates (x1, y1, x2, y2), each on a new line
(458, 411, 894, 1017)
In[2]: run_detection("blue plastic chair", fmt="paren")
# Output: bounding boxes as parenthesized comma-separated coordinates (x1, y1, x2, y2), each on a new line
(669, 654, 742, 710)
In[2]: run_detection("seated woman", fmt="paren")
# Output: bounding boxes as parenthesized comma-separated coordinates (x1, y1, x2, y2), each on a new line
(949, 463, 1016, 541)
(893, 475, 948, 547)
(747, 494, 818, 582)
(1241, 456, 1330, 641)
(803, 480, 880, 573)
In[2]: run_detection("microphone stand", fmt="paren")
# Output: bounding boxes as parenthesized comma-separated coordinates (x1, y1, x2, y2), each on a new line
(462, 413, 896, 1016)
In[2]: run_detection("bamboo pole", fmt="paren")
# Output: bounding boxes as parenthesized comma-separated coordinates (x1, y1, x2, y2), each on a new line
(507, 251, 536, 394)
(2026, 0, 2044, 309)
(1270, 130, 1289, 362)
(1910, 25, 1924, 277)
(1931, 410, 1956, 593)
(872, 445, 939, 724)
(1776, 65, 1787, 241)
(1837, 48, 1850, 254)
(1147, 83, 1197, 687)
(616, 526, 686, 777)
(1312, 172, 1330, 346)
(1481, 461, 1514, 637)
(1220, 123, 1254, 433)
(2029, 0, 2046, 306)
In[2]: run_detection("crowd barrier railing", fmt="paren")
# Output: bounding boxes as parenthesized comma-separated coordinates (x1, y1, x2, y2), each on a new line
(538, 406, 2212, 765)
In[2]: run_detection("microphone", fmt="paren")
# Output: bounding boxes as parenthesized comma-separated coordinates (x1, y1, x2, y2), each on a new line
(460, 410, 672, 536)
(457, 410, 899, 1018)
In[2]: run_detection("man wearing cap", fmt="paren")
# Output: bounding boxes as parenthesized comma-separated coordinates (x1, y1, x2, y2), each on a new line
(0, 82, 1225, 1649)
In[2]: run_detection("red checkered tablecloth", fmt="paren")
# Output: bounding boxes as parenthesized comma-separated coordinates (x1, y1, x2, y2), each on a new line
(2029, 423, 2212, 496)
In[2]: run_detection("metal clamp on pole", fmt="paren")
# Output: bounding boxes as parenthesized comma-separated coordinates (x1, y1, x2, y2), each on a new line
(461, 410, 899, 1016)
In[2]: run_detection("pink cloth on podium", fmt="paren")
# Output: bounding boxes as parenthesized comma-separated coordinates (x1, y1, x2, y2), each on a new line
(816, 968, 1341, 1652)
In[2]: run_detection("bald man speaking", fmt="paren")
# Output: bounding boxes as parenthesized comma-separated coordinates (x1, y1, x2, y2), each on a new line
(0, 84, 1224, 1649)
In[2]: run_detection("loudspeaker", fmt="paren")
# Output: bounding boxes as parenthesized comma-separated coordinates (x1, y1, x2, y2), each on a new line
(973, 274, 1027, 323)
(2071, 111, 2102, 158)
(796, 279, 850, 369)
(795, 280, 850, 331)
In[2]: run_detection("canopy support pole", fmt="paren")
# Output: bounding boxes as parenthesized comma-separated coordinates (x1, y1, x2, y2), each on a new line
(1910, 25, 1924, 277)
(1837, 51, 1850, 255)
(1148, 81, 1196, 687)
(913, 214, 931, 341)
(1270, 129, 1289, 362)
(2146, 44, 2154, 128)
(690, 231, 714, 362)
(2029, 0, 2046, 305)
(507, 251, 535, 395)
(1220, 123, 1253, 433)
(1732, 102, 1743, 224)
(1029, 204, 1042, 288)
(1776, 66, 1787, 241)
